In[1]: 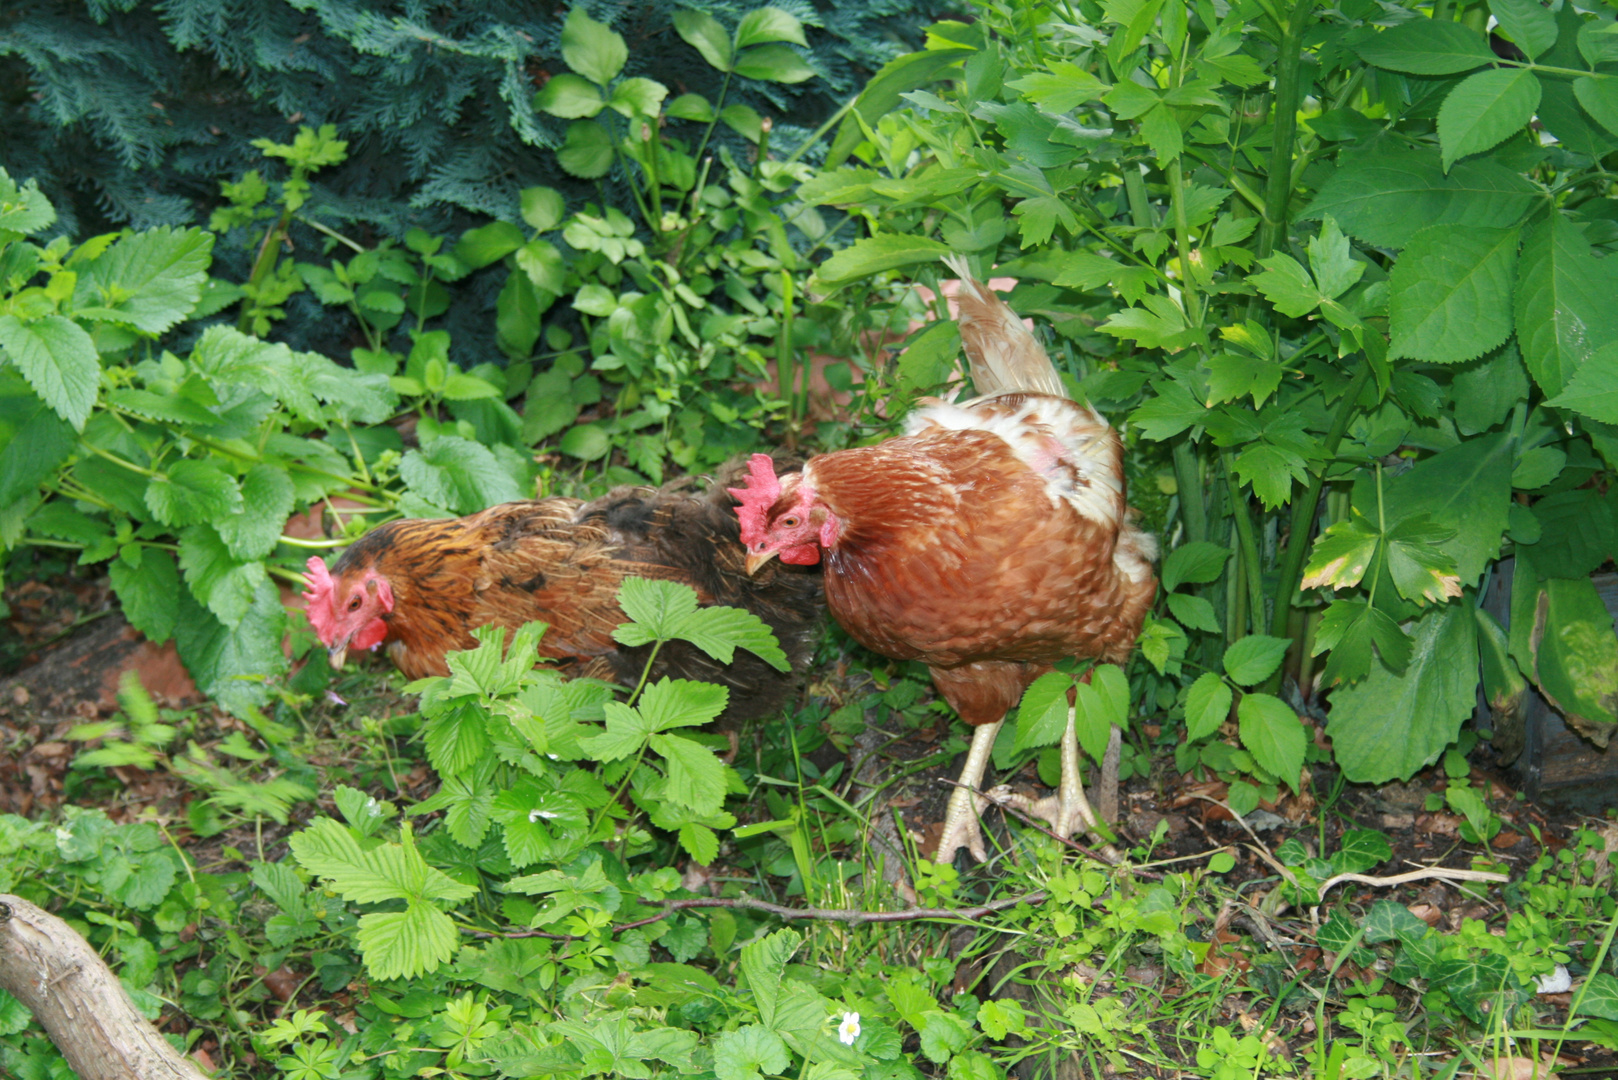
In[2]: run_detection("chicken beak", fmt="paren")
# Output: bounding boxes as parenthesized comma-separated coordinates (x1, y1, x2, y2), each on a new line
(327, 641, 349, 670)
(744, 549, 779, 576)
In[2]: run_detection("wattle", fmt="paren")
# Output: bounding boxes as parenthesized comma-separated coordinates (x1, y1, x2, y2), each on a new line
(781, 543, 822, 566)
(352, 618, 389, 651)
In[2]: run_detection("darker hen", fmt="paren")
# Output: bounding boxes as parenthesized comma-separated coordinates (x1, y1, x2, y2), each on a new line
(303, 455, 822, 721)
(733, 257, 1158, 860)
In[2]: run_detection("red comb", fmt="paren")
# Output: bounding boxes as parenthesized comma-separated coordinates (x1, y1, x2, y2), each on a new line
(303, 556, 338, 643)
(728, 453, 781, 545)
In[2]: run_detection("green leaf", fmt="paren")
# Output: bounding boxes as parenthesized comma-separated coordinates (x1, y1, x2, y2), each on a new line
(1511, 445, 1566, 490)
(1138, 104, 1183, 163)
(560, 6, 627, 86)
(1237, 693, 1305, 790)
(215, 465, 294, 561)
(355, 901, 461, 980)
(1006, 61, 1107, 112)
(609, 76, 668, 118)
(1515, 214, 1618, 396)
(0, 314, 99, 430)
(665, 93, 715, 122)
(173, 580, 288, 719)
(1437, 68, 1541, 171)
(0, 170, 57, 234)
(73, 227, 212, 334)
(1184, 672, 1232, 742)
(1015, 671, 1075, 752)
(1131, 380, 1208, 441)
(713, 1025, 790, 1080)
(1307, 216, 1365, 300)
(520, 187, 565, 232)
(650, 733, 727, 816)
(534, 73, 604, 118)
(179, 524, 266, 627)
(1097, 295, 1192, 350)
(1532, 575, 1618, 747)
(740, 928, 801, 1028)
(515, 239, 566, 296)
(0, 375, 75, 504)
(145, 459, 243, 526)
(1251, 253, 1322, 318)
(1388, 224, 1519, 364)
(1384, 515, 1463, 606)
(1575, 974, 1618, 1021)
(557, 120, 614, 178)
(1370, 430, 1513, 587)
(1546, 342, 1618, 423)
(736, 8, 806, 48)
(454, 221, 526, 269)
(1074, 664, 1129, 761)
(1314, 599, 1412, 687)
(1490, 0, 1557, 59)
(1222, 635, 1291, 687)
(1205, 353, 1283, 408)
(896, 319, 961, 393)
(814, 235, 951, 288)
(674, 10, 732, 72)
(557, 422, 611, 461)
(400, 435, 522, 513)
(635, 677, 730, 731)
(1327, 601, 1479, 783)
(1233, 441, 1309, 510)
(1574, 77, 1618, 137)
(110, 549, 180, 644)
(1161, 540, 1230, 592)
(1357, 20, 1495, 75)
(424, 704, 489, 777)
(1301, 152, 1535, 250)
(1166, 592, 1219, 633)
(1453, 343, 1530, 435)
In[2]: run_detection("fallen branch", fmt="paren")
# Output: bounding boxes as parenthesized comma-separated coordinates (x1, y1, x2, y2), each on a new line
(1316, 866, 1508, 900)
(479, 890, 1050, 941)
(0, 895, 206, 1080)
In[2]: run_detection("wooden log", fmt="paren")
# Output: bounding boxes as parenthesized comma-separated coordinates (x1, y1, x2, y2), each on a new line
(0, 895, 206, 1080)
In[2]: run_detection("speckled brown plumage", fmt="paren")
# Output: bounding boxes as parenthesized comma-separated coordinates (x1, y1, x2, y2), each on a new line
(327, 456, 822, 720)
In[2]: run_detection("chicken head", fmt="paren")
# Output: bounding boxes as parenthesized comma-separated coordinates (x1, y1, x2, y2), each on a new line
(730, 453, 834, 573)
(304, 556, 393, 669)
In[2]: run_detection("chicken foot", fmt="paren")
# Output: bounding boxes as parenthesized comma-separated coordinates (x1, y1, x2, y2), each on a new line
(934, 720, 1003, 863)
(988, 707, 1119, 860)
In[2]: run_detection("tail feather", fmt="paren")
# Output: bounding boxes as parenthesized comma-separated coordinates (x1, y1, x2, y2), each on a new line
(941, 254, 1068, 400)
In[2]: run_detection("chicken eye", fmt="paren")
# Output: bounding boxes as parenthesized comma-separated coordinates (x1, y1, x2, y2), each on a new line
(781, 516, 800, 528)
(348, 596, 362, 612)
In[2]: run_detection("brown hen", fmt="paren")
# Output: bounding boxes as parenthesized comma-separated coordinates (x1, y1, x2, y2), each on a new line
(303, 456, 822, 721)
(734, 257, 1158, 860)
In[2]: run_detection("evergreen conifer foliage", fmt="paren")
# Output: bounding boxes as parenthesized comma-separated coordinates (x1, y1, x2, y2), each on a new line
(0, 0, 943, 239)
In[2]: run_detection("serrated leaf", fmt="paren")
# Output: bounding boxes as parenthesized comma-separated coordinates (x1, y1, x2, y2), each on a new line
(674, 10, 732, 71)
(0, 170, 56, 234)
(897, 319, 961, 392)
(1574, 76, 1618, 137)
(1301, 152, 1535, 250)
(110, 548, 179, 644)
(1308, 216, 1365, 299)
(670, 607, 789, 670)
(1490, 0, 1557, 59)
(1576, 973, 1618, 1021)
(356, 902, 461, 981)
(424, 703, 490, 777)
(1357, 20, 1495, 75)
(1166, 592, 1220, 633)
(178, 524, 265, 627)
(1546, 342, 1618, 423)
(72, 227, 212, 334)
(1389, 224, 1519, 364)
(1533, 575, 1618, 747)
(1438, 67, 1541, 171)
(1370, 430, 1513, 587)
(1234, 441, 1309, 510)
(519, 186, 565, 231)
(1205, 353, 1283, 408)
(173, 581, 287, 719)
(1184, 672, 1232, 741)
(635, 678, 729, 731)
(650, 733, 727, 816)
(1222, 635, 1291, 687)
(680, 822, 720, 865)
(1237, 692, 1305, 789)
(1313, 599, 1412, 687)
(1131, 380, 1207, 441)
(1074, 664, 1129, 761)
(714, 1025, 790, 1080)
(740, 928, 800, 1028)
(1251, 253, 1322, 318)
(815, 234, 951, 288)
(1006, 61, 1107, 113)
(1515, 214, 1618, 396)
(1161, 540, 1229, 592)
(0, 314, 99, 430)
(0, 375, 75, 504)
(400, 434, 520, 513)
(1384, 514, 1463, 606)
(1327, 601, 1478, 782)
(215, 465, 293, 561)
(1015, 670, 1074, 752)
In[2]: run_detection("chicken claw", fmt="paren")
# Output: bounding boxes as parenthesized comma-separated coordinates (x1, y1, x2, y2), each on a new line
(934, 720, 1003, 863)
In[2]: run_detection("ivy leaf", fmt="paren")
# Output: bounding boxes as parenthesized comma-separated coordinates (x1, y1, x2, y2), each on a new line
(1237, 692, 1306, 790)
(110, 548, 179, 644)
(1438, 68, 1541, 171)
(1515, 214, 1618, 396)
(145, 458, 243, 527)
(214, 464, 294, 561)
(72, 227, 212, 334)
(173, 581, 288, 719)
(1161, 540, 1230, 592)
(1357, 20, 1495, 75)
(1184, 672, 1232, 741)
(178, 524, 265, 627)
(1327, 601, 1479, 782)
(1222, 635, 1292, 687)
(560, 7, 627, 86)
(400, 434, 521, 514)
(1234, 441, 1310, 510)
(1389, 224, 1519, 364)
(713, 1025, 790, 1080)
(1313, 599, 1412, 687)
(0, 314, 99, 430)
(649, 733, 727, 817)
(673, 10, 732, 72)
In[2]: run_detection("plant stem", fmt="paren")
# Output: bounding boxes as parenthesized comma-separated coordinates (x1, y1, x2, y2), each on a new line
(1254, 0, 1318, 264)
(239, 204, 294, 335)
(783, 93, 859, 166)
(1222, 450, 1266, 640)
(1173, 442, 1207, 545)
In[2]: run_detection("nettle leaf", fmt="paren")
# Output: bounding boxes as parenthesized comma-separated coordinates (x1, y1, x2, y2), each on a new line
(109, 548, 179, 644)
(1357, 19, 1495, 75)
(1015, 670, 1074, 752)
(1233, 441, 1310, 510)
(1161, 540, 1230, 592)
(1514, 214, 1618, 396)
(1389, 224, 1519, 364)
(1237, 692, 1306, 790)
(214, 464, 294, 561)
(1222, 635, 1291, 687)
(1327, 601, 1479, 783)
(0, 170, 56, 234)
(1313, 599, 1412, 687)
(72, 226, 212, 334)
(560, 6, 627, 86)
(1384, 514, 1463, 606)
(0, 314, 99, 430)
(649, 733, 727, 816)
(145, 458, 243, 526)
(0, 375, 75, 504)
(1437, 68, 1541, 171)
(1184, 672, 1232, 742)
(179, 524, 266, 627)
(400, 434, 521, 514)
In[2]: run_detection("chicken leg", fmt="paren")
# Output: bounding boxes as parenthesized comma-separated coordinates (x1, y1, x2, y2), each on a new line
(988, 706, 1106, 842)
(934, 720, 1003, 863)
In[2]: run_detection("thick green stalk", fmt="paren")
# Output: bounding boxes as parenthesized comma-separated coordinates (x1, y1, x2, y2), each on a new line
(1222, 451, 1266, 640)
(237, 204, 293, 334)
(1173, 442, 1207, 545)
(1254, 0, 1318, 263)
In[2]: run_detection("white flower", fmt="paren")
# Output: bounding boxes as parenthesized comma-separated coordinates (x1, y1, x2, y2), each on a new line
(836, 1011, 861, 1046)
(528, 808, 561, 822)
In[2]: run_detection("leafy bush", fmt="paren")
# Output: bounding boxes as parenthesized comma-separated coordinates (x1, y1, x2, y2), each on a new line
(794, 0, 1618, 789)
